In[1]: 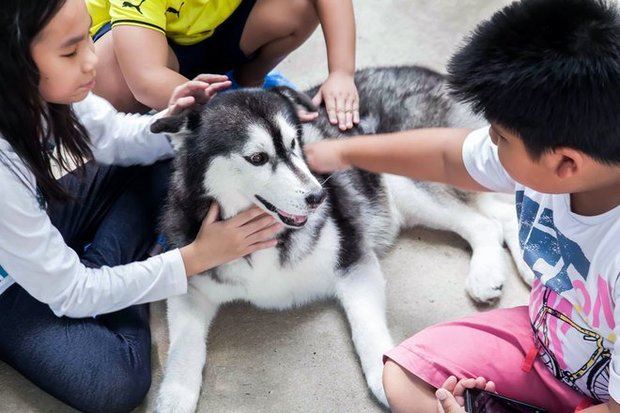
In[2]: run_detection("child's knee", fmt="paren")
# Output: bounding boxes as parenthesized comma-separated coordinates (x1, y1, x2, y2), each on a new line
(383, 360, 436, 413)
(88, 367, 152, 413)
(382, 360, 404, 401)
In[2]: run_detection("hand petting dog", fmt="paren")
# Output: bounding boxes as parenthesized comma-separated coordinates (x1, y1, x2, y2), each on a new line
(312, 71, 359, 131)
(180, 203, 283, 277)
(167, 74, 232, 116)
(304, 138, 350, 173)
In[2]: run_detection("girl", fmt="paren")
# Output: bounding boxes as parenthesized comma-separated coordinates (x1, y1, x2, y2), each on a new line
(0, 0, 281, 412)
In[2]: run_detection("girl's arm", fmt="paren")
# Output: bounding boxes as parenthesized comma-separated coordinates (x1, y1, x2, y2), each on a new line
(312, 0, 358, 131)
(304, 128, 489, 192)
(0, 168, 279, 319)
(0, 167, 187, 318)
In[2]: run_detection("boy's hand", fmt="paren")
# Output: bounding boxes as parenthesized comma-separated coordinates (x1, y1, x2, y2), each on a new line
(312, 72, 359, 131)
(436, 376, 496, 413)
(304, 139, 350, 173)
(167, 74, 232, 116)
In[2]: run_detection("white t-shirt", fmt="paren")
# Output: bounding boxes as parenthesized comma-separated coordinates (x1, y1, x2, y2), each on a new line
(463, 127, 620, 403)
(0, 93, 187, 318)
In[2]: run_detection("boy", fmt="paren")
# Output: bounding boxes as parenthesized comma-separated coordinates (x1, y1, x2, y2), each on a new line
(304, 0, 620, 411)
(86, 0, 359, 131)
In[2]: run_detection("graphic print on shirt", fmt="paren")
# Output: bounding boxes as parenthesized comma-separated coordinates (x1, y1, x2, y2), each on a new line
(516, 191, 590, 293)
(532, 288, 610, 401)
(122, 0, 147, 14)
(166, 2, 185, 17)
(0, 265, 7, 279)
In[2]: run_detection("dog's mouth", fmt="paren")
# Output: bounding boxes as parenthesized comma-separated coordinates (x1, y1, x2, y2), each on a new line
(255, 195, 308, 227)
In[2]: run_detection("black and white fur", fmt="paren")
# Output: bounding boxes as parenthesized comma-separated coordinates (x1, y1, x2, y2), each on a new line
(151, 66, 531, 412)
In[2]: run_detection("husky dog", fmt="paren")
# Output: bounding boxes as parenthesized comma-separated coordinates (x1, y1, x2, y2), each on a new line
(151, 66, 529, 412)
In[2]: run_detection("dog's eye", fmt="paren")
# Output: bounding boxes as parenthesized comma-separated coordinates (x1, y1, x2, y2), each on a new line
(245, 152, 269, 166)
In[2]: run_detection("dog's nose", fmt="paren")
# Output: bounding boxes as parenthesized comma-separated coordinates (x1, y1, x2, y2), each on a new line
(305, 190, 327, 209)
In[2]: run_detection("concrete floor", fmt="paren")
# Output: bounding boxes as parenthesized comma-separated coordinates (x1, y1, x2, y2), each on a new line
(0, 1, 531, 412)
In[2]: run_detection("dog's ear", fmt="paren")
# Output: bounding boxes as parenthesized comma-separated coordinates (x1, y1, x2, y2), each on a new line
(150, 107, 202, 135)
(271, 86, 317, 113)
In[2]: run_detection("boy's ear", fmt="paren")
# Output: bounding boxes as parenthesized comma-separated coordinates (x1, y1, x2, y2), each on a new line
(553, 148, 582, 179)
(271, 86, 318, 113)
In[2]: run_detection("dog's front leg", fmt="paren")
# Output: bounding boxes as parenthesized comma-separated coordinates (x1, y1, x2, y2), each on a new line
(156, 286, 219, 413)
(335, 255, 393, 407)
(498, 207, 535, 286)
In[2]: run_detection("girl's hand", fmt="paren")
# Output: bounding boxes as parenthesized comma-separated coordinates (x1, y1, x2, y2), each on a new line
(312, 72, 359, 131)
(435, 376, 496, 413)
(181, 203, 283, 277)
(167, 74, 232, 116)
(304, 139, 351, 173)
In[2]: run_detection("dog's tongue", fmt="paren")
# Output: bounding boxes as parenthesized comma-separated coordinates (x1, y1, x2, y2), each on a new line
(278, 209, 307, 224)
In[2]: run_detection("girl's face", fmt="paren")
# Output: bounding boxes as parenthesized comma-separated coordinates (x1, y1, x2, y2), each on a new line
(31, 0, 97, 104)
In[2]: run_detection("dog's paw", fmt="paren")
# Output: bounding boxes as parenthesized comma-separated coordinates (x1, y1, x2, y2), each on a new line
(155, 382, 200, 413)
(367, 369, 388, 407)
(466, 247, 507, 304)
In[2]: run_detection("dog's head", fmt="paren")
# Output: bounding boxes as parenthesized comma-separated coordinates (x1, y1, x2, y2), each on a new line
(151, 87, 327, 228)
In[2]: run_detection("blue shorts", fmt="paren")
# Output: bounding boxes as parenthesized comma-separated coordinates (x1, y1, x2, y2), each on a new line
(92, 0, 257, 79)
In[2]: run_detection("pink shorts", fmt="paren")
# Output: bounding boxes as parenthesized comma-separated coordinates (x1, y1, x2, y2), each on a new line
(384, 307, 595, 413)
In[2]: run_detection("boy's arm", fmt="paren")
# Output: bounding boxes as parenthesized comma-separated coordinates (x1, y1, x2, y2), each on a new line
(312, 0, 358, 130)
(304, 128, 489, 192)
(112, 25, 189, 110)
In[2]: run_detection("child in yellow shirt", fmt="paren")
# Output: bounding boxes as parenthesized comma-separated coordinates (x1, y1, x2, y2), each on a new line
(88, 0, 358, 131)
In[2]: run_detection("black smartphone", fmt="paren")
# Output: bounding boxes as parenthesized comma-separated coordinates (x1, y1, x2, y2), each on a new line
(464, 389, 548, 413)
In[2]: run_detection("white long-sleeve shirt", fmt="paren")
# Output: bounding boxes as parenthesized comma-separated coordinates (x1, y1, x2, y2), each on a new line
(0, 94, 187, 318)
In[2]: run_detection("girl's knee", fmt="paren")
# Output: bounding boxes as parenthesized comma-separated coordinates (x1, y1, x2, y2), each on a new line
(115, 369, 152, 413)
(84, 367, 152, 413)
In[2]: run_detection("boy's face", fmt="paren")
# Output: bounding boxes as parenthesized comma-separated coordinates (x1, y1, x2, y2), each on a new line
(488, 123, 610, 195)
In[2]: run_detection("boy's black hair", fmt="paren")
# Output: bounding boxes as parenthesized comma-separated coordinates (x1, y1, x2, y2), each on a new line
(447, 0, 620, 164)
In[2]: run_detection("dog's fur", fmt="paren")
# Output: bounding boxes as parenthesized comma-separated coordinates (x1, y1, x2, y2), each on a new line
(151, 66, 531, 412)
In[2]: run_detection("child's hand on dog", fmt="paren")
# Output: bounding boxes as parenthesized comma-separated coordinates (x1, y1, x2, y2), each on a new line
(312, 72, 359, 131)
(304, 139, 350, 173)
(180, 203, 283, 277)
(167, 74, 232, 116)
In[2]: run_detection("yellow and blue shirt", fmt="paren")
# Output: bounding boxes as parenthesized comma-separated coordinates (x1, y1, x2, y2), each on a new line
(87, 0, 242, 46)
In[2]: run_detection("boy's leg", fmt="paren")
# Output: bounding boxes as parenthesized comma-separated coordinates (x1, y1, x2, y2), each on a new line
(92, 29, 180, 113)
(381, 307, 591, 413)
(383, 360, 437, 413)
(236, 0, 319, 86)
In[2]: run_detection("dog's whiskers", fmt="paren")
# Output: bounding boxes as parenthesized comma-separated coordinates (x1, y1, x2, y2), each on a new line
(320, 173, 335, 185)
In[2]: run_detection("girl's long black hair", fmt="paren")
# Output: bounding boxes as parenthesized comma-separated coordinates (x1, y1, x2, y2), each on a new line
(0, 0, 93, 201)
